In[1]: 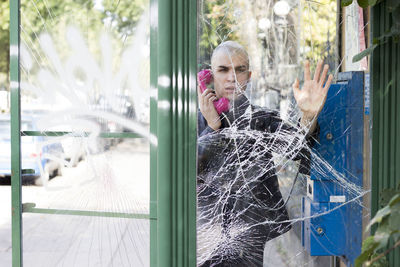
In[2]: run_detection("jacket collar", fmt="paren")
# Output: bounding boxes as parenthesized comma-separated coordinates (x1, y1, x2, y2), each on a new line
(229, 94, 250, 114)
(221, 94, 251, 127)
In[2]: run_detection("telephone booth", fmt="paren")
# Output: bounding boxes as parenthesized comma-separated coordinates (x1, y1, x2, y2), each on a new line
(7, 0, 373, 267)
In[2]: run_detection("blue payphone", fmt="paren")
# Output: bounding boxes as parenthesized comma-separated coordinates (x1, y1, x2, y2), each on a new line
(302, 71, 365, 266)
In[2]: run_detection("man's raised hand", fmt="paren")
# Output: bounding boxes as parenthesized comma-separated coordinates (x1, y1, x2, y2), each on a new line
(293, 59, 333, 121)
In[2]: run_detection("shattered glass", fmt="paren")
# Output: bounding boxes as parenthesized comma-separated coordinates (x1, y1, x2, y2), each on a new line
(18, 0, 151, 266)
(6, 0, 370, 266)
(197, 0, 368, 266)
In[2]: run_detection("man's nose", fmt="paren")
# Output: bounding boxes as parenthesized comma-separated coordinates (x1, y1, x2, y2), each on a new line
(227, 70, 236, 82)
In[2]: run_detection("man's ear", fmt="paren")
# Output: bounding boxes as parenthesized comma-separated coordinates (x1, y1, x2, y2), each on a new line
(248, 71, 252, 80)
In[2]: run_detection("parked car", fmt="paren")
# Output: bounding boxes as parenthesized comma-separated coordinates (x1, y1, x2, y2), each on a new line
(0, 114, 63, 185)
(23, 109, 87, 167)
(60, 136, 86, 167)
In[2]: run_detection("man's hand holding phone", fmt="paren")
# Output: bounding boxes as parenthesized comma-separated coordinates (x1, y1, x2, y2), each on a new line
(198, 69, 227, 130)
(198, 86, 221, 130)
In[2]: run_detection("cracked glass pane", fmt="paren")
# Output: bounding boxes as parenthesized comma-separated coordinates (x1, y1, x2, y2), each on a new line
(18, 0, 150, 266)
(197, 1, 367, 266)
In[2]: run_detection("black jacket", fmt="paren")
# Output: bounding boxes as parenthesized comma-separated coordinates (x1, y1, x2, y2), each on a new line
(197, 95, 318, 248)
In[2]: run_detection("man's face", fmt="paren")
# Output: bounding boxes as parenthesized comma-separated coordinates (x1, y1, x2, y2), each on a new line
(211, 50, 252, 101)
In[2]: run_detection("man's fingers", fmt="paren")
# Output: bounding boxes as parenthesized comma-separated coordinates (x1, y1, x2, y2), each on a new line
(292, 78, 300, 97)
(197, 85, 203, 99)
(201, 88, 214, 97)
(197, 85, 203, 106)
(313, 60, 323, 81)
(204, 91, 216, 103)
(323, 74, 333, 93)
(304, 60, 311, 81)
(197, 84, 202, 96)
(204, 93, 216, 102)
(198, 85, 208, 106)
(319, 64, 329, 86)
(208, 96, 217, 103)
(319, 75, 333, 112)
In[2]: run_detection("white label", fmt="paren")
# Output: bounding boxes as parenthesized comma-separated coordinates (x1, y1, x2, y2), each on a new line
(330, 195, 346, 203)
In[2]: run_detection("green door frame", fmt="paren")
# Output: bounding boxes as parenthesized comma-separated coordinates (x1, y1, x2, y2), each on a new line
(370, 1, 400, 266)
(10, 0, 197, 266)
(153, 0, 197, 265)
(9, 0, 22, 266)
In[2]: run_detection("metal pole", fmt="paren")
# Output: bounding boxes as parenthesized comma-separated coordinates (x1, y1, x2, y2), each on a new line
(9, 0, 22, 266)
(155, 0, 197, 265)
(150, 0, 159, 266)
(157, 0, 172, 264)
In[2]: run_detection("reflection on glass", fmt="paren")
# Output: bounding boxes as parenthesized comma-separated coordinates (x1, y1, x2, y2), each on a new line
(197, 1, 364, 266)
(19, 0, 150, 266)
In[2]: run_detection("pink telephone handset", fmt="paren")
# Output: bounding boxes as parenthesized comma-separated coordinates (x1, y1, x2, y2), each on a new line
(198, 69, 230, 114)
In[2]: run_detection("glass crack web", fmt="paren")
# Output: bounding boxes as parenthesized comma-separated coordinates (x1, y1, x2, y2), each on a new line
(3, 0, 370, 266)
(16, 0, 151, 266)
(197, 0, 368, 266)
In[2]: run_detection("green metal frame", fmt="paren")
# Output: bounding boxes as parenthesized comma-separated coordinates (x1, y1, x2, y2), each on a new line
(371, 1, 400, 266)
(150, 0, 158, 266)
(10, 0, 21, 265)
(21, 131, 141, 138)
(149, 1, 159, 266)
(22, 203, 153, 220)
(10, 0, 197, 266)
(154, 0, 197, 265)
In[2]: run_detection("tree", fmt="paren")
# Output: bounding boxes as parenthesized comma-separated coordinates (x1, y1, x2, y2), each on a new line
(0, 0, 9, 90)
(101, 0, 148, 37)
(300, 0, 337, 66)
(0, 0, 149, 90)
(199, 0, 240, 66)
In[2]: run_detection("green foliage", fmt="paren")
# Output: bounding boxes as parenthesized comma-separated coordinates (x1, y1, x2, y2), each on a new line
(101, 0, 147, 36)
(0, 0, 148, 89)
(341, 0, 354, 7)
(16, 0, 103, 75)
(357, 0, 381, 8)
(0, 0, 9, 88)
(348, 0, 400, 62)
(341, 0, 383, 8)
(355, 187, 400, 267)
(355, 236, 389, 267)
(20, 0, 95, 41)
(301, 0, 337, 64)
(199, 0, 239, 64)
(352, 43, 378, 62)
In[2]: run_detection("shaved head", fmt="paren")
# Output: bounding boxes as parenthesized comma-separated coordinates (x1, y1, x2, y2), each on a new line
(209, 41, 252, 100)
(211, 41, 250, 71)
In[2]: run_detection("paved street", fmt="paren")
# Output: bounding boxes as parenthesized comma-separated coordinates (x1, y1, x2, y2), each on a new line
(0, 140, 150, 267)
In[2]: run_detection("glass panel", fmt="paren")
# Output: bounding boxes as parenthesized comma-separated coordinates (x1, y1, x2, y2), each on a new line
(22, 214, 149, 266)
(0, 113, 11, 264)
(197, 1, 365, 266)
(0, 1, 11, 259)
(19, 0, 150, 265)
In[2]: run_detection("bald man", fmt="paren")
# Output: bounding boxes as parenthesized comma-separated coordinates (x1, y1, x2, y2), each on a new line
(197, 41, 332, 266)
